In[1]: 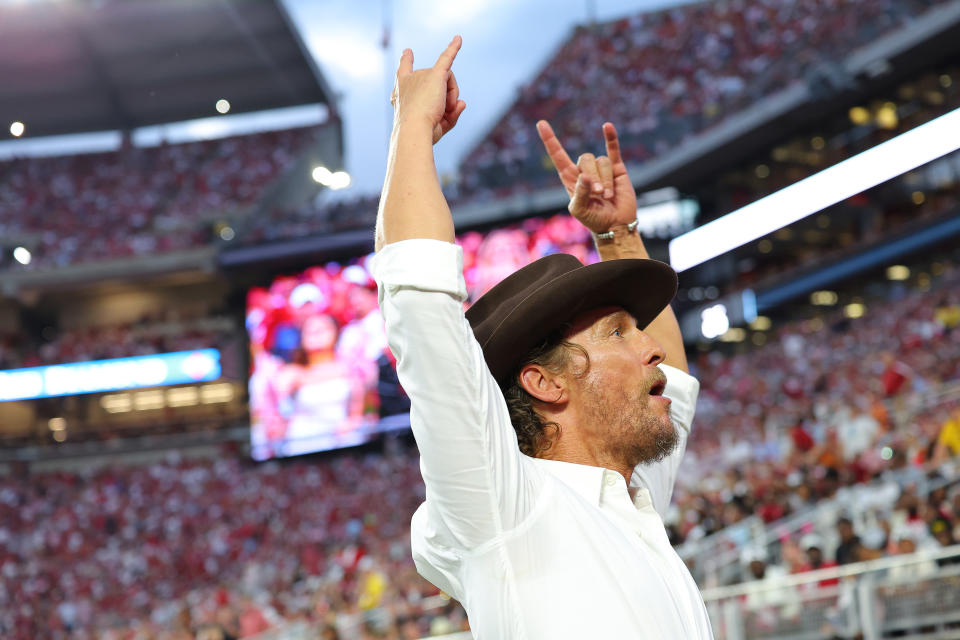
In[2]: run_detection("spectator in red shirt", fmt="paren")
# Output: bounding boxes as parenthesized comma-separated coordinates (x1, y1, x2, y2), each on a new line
(797, 534, 839, 586)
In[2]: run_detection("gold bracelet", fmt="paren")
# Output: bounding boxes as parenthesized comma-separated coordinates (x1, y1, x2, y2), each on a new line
(594, 220, 638, 240)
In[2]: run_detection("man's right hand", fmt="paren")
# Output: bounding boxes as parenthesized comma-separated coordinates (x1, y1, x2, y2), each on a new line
(391, 36, 467, 144)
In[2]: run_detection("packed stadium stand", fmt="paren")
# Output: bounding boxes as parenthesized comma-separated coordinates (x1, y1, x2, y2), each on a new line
(3, 0, 960, 638)
(0, 127, 321, 268)
(0, 446, 468, 639)
(457, 0, 951, 197)
(3, 0, 954, 261)
(2, 255, 958, 639)
(675, 257, 960, 564)
(224, 0, 960, 247)
(0, 313, 233, 372)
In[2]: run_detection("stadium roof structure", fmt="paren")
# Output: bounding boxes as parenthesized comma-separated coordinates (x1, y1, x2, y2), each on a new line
(0, 0, 335, 138)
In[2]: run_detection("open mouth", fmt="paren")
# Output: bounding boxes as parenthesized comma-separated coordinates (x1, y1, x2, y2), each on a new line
(649, 380, 666, 396)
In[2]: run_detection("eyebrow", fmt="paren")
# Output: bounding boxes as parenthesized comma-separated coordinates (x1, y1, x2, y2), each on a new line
(598, 310, 634, 334)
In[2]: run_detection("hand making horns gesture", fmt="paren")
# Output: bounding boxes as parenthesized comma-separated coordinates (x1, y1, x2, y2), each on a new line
(392, 36, 467, 144)
(536, 120, 637, 235)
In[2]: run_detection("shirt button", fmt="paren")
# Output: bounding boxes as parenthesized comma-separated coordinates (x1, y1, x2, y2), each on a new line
(604, 474, 617, 487)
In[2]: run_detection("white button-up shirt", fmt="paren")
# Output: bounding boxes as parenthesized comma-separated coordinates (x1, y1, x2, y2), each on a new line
(372, 239, 713, 639)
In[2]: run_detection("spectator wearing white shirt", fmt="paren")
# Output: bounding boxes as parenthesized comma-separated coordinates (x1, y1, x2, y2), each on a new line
(887, 532, 938, 581)
(372, 37, 712, 638)
(839, 404, 881, 462)
(739, 546, 794, 627)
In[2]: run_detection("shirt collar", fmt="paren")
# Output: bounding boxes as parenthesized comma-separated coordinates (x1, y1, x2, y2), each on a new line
(529, 457, 608, 507)
(530, 457, 654, 511)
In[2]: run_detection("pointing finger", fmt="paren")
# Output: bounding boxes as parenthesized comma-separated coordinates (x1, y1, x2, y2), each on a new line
(537, 120, 578, 193)
(434, 35, 462, 71)
(603, 122, 624, 167)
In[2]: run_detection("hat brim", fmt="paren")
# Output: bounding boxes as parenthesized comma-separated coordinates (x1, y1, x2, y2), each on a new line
(477, 258, 677, 386)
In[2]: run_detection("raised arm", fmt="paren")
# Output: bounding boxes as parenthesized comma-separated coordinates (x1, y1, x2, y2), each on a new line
(537, 120, 688, 373)
(372, 39, 538, 552)
(375, 37, 466, 251)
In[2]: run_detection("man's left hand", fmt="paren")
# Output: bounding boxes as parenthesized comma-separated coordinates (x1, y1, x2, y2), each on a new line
(391, 36, 467, 145)
(536, 120, 636, 234)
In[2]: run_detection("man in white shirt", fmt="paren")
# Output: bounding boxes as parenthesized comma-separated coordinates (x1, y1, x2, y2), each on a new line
(371, 37, 713, 638)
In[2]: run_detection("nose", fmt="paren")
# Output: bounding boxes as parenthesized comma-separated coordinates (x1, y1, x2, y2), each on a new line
(637, 330, 665, 367)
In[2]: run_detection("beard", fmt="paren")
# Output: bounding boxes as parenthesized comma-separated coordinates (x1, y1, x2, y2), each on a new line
(579, 372, 679, 467)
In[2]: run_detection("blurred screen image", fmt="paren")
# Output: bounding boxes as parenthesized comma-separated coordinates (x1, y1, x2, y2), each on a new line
(248, 258, 391, 460)
(247, 212, 599, 459)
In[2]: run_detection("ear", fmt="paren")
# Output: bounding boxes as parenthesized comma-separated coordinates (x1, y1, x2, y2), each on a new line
(518, 363, 567, 405)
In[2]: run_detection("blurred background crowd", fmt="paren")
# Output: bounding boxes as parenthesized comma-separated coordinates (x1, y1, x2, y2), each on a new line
(3, 256, 959, 638)
(0, 0, 953, 268)
(2, 0, 960, 638)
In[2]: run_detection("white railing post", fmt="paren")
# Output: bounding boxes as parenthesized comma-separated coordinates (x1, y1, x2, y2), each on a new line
(722, 598, 745, 640)
(856, 574, 880, 640)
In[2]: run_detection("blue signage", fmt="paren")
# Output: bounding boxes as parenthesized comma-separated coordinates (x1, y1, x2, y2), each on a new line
(0, 349, 221, 402)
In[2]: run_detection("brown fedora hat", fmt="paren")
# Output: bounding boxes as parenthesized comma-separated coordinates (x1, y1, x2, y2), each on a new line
(466, 253, 677, 387)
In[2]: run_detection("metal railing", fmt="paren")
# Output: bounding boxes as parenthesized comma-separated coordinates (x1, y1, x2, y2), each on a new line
(704, 544, 960, 640)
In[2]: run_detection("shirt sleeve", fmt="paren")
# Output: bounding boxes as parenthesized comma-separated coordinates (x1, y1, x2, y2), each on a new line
(630, 363, 699, 516)
(371, 239, 540, 550)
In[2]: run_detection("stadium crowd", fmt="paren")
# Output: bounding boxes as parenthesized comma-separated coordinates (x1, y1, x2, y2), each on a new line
(456, 0, 949, 197)
(237, 194, 382, 247)
(2, 253, 958, 639)
(2, 0, 960, 636)
(671, 256, 960, 585)
(2, 0, 954, 266)
(695, 65, 960, 294)
(0, 315, 234, 372)
(0, 448, 467, 640)
(239, 43, 960, 251)
(0, 127, 317, 269)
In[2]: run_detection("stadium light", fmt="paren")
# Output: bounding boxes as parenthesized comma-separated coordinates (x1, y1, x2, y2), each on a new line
(200, 383, 234, 404)
(167, 386, 199, 407)
(886, 265, 910, 280)
(329, 170, 351, 190)
(700, 303, 730, 340)
(133, 390, 165, 411)
(719, 328, 746, 343)
(12, 246, 31, 265)
(0, 349, 221, 402)
(668, 105, 960, 272)
(810, 290, 838, 306)
(844, 302, 866, 319)
(312, 166, 333, 185)
(9, 121, 24, 137)
(101, 393, 132, 413)
(312, 166, 351, 190)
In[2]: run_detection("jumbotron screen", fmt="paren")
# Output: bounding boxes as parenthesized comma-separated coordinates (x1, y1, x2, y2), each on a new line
(247, 213, 598, 460)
